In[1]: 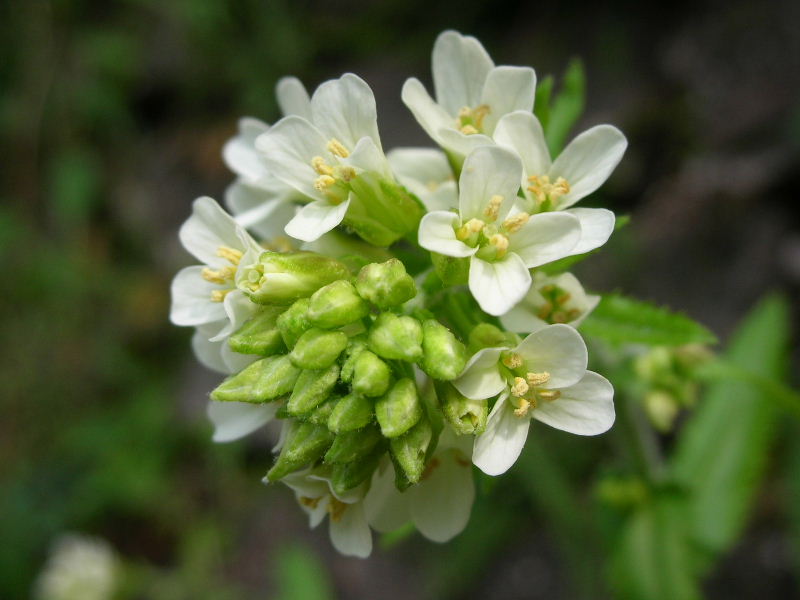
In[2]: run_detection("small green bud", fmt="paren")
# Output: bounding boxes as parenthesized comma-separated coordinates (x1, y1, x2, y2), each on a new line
(375, 378, 422, 438)
(228, 307, 286, 356)
(437, 382, 488, 435)
(340, 336, 368, 383)
(420, 319, 467, 380)
(324, 424, 383, 464)
(266, 421, 334, 481)
(238, 251, 351, 305)
(328, 392, 374, 433)
(331, 451, 382, 496)
(289, 328, 348, 369)
(307, 280, 370, 329)
(286, 364, 340, 416)
(431, 252, 469, 286)
(468, 323, 515, 354)
(211, 355, 301, 403)
(355, 259, 417, 308)
(368, 313, 423, 362)
(276, 298, 313, 348)
(389, 416, 433, 484)
(308, 395, 340, 426)
(352, 351, 392, 397)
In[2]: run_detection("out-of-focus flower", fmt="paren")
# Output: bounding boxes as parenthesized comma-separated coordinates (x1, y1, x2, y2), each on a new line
(34, 534, 116, 600)
(387, 147, 458, 212)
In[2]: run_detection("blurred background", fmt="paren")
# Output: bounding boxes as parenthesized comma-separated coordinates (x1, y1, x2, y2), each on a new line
(1, 0, 798, 598)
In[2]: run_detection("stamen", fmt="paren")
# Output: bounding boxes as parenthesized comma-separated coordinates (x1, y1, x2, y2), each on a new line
(526, 175, 570, 207)
(538, 390, 561, 402)
(510, 377, 529, 397)
(526, 371, 551, 386)
(335, 165, 356, 182)
(314, 175, 336, 191)
(460, 124, 479, 135)
(489, 234, 509, 259)
(502, 212, 529, 233)
(513, 397, 532, 417)
(455, 218, 484, 242)
(217, 246, 243, 265)
(311, 156, 334, 176)
(536, 302, 553, 320)
(328, 498, 347, 522)
(299, 496, 321, 509)
(201, 266, 236, 284)
(483, 195, 503, 221)
(456, 104, 491, 134)
(326, 138, 350, 158)
(210, 289, 232, 302)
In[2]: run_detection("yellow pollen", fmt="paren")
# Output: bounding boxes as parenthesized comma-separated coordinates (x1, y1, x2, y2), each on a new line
(503, 212, 530, 233)
(514, 397, 533, 417)
(210, 289, 232, 303)
(328, 498, 347, 522)
(456, 104, 490, 135)
(326, 138, 350, 158)
(455, 218, 485, 241)
(314, 174, 336, 191)
(460, 124, 479, 135)
(311, 156, 334, 176)
(336, 165, 356, 182)
(527, 371, 551, 386)
(489, 234, 509, 258)
(526, 175, 570, 206)
(538, 390, 561, 402)
(483, 195, 503, 221)
(502, 353, 523, 369)
(299, 496, 321, 509)
(511, 377, 530, 397)
(217, 246, 243, 265)
(201, 266, 236, 284)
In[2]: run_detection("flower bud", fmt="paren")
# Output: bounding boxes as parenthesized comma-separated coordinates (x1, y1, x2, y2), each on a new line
(375, 378, 423, 438)
(331, 451, 382, 496)
(266, 421, 334, 481)
(289, 328, 349, 369)
(431, 252, 469, 286)
(352, 351, 392, 397)
(324, 424, 383, 464)
(468, 323, 515, 354)
(420, 319, 467, 380)
(389, 415, 433, 484)
(238, 251, 351, 305)
(211, 355, 300, 403)
(339, 336, 368, 383)
(328, 392, 374, 433)
(228, 307, 286, 356)
(308, 395, 340, 426)
(306, 280, 370, 329)
(368, 313, 423, 362)
(276, 298, 313, 349)
(437, 382, 488, 435)
(286, 364, 340, 416)
(355, 259, 417, 309)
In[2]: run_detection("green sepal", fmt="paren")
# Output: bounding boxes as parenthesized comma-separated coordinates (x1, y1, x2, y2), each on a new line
(307, 280, 370, 329)
(265, 421, 334, 481)
(210, 355, 301, 403)
(355, 259, 417, 309)
(228, 307, 286, 356)
(324, 424, 383, 464)
(340, 335, 368, 383)
(328, 392, 374, 433)
(375, 378, 422, 438)
(420, 319, 467, 380)
(352, 350, 392, 397)
(331, 450, 383, 496)
(431, 252, 469, 286)
(276, 298, 313, 349)
(308, 395, 340, 426)
(286, 364, 340, 416)
(389, 415, 433, 484)
(467, 323, 516, 354)
(368, 313, 423, 362)
(436, 381, 488, 435)
(289, 328, 349, 369)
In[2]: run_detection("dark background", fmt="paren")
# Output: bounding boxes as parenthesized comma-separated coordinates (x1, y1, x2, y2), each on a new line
(1, 0, 798, 598)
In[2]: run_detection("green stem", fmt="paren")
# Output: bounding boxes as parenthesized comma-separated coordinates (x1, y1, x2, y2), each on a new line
(616, 391, 665, 485)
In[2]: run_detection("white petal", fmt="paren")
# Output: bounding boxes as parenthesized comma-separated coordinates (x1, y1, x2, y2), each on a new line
(493, 111, 552, 181)
(388, 147, 458, 212)
(170, 266, 227, 326)
(311, 73, 381, 152)
(452, 347, 506, 400)
(210, 290, 258, 341)
(472, 394, 530, 475)
(550, 124, 627, 208)
(220, 341, 259, 373)
(226, 182, 300, 241)
(255, 116, 327, 201)
(191, 328, 229, 373)
(346, 136, 390, 179)
(329, 502, 373, 558)
(468, 254, 532, 316)
(179, 197, 244, 267)
(363, 460, 410, 533)
(458, 146, 523, 222)
(533, 371, 615, 435)
(514, 324, 587, 388)
(222, 118, 270, 181)
(499, 301, 548, 334)
(282, 469, 329, 500)
(206, 400, 277, 443)
(565, 207, 615, 255)
(432, 30, 494, 114)
(436, 128, 495, 160)
(276, 76, 312, 119)
(572, 294, 600, 326)
(508, 212, 581, 267)
(408, 449, 474, 542)
(283, 198, 351, 242)
(401, 78, 452, 147)
(480, 66, 536, 134)
(418, 210, 477, 258)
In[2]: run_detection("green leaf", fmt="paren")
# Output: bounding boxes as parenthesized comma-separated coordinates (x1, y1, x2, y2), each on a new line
(579, 293, 717, 347)
(670, 294, 789, 563)
(533, 74, 554, 132)
(273, 544, 334, 600)
(545, 58, 586, 156)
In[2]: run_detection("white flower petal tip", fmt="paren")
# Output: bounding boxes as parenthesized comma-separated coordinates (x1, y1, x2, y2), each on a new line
(533, 371, 615, 435)
(472, 395, 530, 476)
(284, 198, 351, 242)
(566, 207, 616, 255)
(207, 401, 277, 443)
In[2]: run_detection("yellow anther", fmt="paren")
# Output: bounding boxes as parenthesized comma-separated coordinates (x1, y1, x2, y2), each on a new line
(456, 104, 490, 134)
(328, 498, 347, 522)
(536, 302, 553, 320)
(335, 165, 356, 182)
(217, 246, 243, 265)
(299, 496, 321, 509)
(511, 377, 530, 397)
(489, 234, 509, 259)
(455, 218, 485, 241)
(210, 289, 232, 303)
(460, 124, 479, 135)
(314, 175, 336, 191)
(527, 371, 551, 386)
(311, 156, 334, 176)
(326, 138, 350, 158)
(483, 195, 503, 221)
(502, 352, 523, 369)
(538, 390, 561, 402)
(502, 212, 530, 233)
(201, 266, 236, 284)
(513, 397, 532, 417)
(527, 175, 570, 206)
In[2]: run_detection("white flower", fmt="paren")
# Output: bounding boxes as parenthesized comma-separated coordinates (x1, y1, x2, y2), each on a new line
(402, 30, 536, 160)
(500, 271, 600, 333)
(363, 428, 475, 543)
(280, 468, 373, 558)
(387, 147, 458, 212)
(493, 110, 627, 255)
(255, 73, 392, 243)
(453, 324, 615, 475)
(35, 534, 116, 600)
(417, 145, 581, 316)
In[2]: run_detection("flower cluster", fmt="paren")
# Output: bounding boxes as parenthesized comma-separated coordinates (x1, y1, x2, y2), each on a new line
(170, 30, 623, 557)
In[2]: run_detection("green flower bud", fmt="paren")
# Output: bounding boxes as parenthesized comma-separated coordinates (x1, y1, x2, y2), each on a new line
(375, 378, 422, 438)
(289, 328, 348, 370)
(228, 307, 286, 356)
(328, 392, 374, 433)
(420, 319, 467, 380)
(266, 421, 334, 481)
(352, 351, 392, 397)
(468, 323, 516, 354)
(286, 364, 340, 416)
(368, 313, 423, 362)
(437, 382, 488, 435)
(211, 355, 300, 403)
(308, 395, 340, 426)
(389, 416, 433, 484)
(331, 451, 382, 496)
(355, 259, 417, 308)
(324, 424, 383, 464)
(307, 280, 370, 329)
(431, 252, 469, 286)
(238, 251, 351, 305)
(276, 298, 313, 349)
(339, 336, 368, 383)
